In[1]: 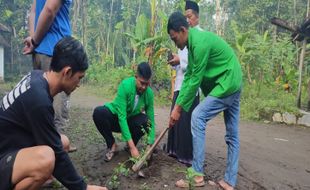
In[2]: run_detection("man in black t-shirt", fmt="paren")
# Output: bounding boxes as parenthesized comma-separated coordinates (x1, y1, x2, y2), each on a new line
(0, 37, 107, 190)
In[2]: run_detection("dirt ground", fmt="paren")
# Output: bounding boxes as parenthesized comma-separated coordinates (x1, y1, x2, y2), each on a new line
(1, 85, 310, 189)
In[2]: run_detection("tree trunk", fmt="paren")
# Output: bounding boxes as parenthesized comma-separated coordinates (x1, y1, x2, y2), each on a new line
(293, 0, 297, 25)
(106, 0, 114, 57)
(221, 1, 227, 36)
(136, 0, 142, 22)
(247, 64, 252, 84)
(297, 39, 307, 108)
(215, 0, 221, 35)
(294, 0, 299, 69)
(297, 0, 310, 108)
(304, 0, 310, 75)
(148, 0, 157, 65)
(72, 0, 80, 35)
(81, 0, 87, 46)
(272, 0, 280, 42)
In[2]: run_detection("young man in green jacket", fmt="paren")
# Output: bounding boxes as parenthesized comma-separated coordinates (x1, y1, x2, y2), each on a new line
(167, 12, 242, 190)
(93, 62, 155, 161)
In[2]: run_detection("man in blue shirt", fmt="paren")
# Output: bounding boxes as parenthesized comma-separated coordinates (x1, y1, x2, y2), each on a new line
(23, 0, 75, 152)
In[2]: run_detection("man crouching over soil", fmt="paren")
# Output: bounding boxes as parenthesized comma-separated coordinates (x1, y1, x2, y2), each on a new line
(0, 37, 107, 190)
(93, 62, 155, 161)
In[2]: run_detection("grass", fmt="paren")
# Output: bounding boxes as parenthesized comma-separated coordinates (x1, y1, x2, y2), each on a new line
(82, 80, 305, 121)
(1, 78, 308, 123)
(68, 106, 104, 146)
(240, 82, 302, 121)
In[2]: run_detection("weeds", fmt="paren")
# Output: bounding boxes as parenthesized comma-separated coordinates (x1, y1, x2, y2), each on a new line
(107, 125, 151, 189)
(108, 162, 130, 189)
(139, 183, 151, 190)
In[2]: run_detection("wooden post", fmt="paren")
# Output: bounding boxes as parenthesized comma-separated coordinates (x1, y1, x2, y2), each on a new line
(297, 39, 307, 108)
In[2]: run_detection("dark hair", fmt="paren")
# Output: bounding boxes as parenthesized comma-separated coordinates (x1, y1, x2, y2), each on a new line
(185, 1, 199, 14)
(137, 62, 152, 80)
(50, 36, 88, 74)
(167, 12, 189, 34)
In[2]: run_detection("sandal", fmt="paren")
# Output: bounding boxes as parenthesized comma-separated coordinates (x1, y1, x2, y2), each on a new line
(104, 149, 116, 162)
(175, 179, 205, 188)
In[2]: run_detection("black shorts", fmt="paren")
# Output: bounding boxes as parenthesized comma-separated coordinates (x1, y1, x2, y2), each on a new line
(0, 150, 18, 190)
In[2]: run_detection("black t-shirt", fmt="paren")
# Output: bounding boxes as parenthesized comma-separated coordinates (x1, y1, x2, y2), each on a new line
(0, 70, 86, 190)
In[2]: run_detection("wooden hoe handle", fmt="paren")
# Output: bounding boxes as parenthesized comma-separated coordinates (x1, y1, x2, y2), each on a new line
(132, 127, 169, 172)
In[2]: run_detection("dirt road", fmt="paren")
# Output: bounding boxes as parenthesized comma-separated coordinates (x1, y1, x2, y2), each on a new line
(2, 84, 308, 189)
(67, 86, 310, 190)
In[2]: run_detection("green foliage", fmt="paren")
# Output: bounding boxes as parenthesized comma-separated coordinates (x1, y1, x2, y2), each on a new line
(231, 21, 298, 86)
(139, 183, 151, 190)
(108, 162, 130, 189)
(86, 63, 134, 97)
(1, 0, 306, 121)
(240, 82, 299, 121)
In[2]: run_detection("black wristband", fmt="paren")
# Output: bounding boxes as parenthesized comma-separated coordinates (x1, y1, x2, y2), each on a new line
(31, 38, 39, 48)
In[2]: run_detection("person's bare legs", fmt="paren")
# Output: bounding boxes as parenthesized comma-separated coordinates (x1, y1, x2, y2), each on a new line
(12, 146, 55, 190)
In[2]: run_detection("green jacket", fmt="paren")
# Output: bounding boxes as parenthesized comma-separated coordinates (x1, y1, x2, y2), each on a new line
(105, 77, 155, 144)
(177, 28, 242, 112)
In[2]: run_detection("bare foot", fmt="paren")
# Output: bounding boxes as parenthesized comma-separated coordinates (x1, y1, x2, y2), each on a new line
(218, 179, 234, 190)
(194, 176, 204, 183)
(175, 176, 205, 188)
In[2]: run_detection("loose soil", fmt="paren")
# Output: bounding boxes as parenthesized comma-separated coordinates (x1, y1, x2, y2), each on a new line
(1, 85, 310, 190)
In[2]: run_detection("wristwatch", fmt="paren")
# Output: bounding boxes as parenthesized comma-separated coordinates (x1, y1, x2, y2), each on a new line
(31, 38, 39, 48)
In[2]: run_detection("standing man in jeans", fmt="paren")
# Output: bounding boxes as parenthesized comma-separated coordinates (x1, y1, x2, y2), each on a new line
(23, 0, 76, 151)
(168, 12, 242, 190)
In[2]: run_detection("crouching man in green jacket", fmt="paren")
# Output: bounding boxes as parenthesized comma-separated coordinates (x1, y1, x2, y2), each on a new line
(93, 62, 155, 161)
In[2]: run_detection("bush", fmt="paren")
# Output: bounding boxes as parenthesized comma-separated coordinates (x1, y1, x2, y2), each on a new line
(240, 81, 299, 121)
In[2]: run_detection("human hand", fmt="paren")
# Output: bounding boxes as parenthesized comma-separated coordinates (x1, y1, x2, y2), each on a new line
(87, 185, 108, 190)
(23, 36, 34, 55)
(146, 144, 152, 151)
(169, 105, 182, 128)
(130, 146, 140, 158)
(167, 53, 180, 66)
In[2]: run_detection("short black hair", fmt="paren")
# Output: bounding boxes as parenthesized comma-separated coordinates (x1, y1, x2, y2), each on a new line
(167, 12, 189, 34)
(185, 1, 199, 14)
(137, 62, 152, 80)
(50, 36, 88, 74)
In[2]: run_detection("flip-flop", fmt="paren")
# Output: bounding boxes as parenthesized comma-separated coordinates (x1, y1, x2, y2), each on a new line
(175, 179, 205, 188)
(104, 149, 116, 162)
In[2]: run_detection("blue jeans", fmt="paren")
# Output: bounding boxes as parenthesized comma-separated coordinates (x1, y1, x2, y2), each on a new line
(191, 90, 241, 187)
